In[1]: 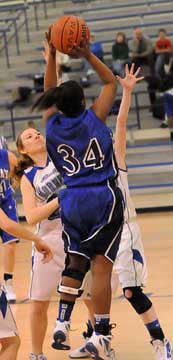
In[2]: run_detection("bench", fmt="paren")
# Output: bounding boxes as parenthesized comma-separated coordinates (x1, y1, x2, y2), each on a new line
(0, 26, 11, 67)
(132, 128, 170, 143)
(92, 19, 173, 34)
(0, 14, 22, 55)
(66, 0, 172, 14)
(83, 8, 173, 23)
(0, 2, 29, 41)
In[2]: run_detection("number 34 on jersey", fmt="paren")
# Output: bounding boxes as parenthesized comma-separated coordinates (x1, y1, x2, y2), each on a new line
(57, 137, 105, 176)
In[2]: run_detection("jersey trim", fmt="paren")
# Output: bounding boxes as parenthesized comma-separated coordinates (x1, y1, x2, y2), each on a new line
(118, 167, 127, 173)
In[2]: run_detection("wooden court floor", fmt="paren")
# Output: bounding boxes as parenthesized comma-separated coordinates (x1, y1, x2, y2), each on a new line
(0, 212, 173, 360)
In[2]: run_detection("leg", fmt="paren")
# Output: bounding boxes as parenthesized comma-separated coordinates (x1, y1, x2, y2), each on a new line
(3, 242, 16, 303)
(85, 256, 116, 359)
(3, 242, 16, 274)
(124, 287, 172, 359)
(91, 255, 113, 315)
(155, 54, 165, 76)
(69, 297, 94, 359)
(29, 223, 65, 359)
(0, 336, 20, 360)
(69, 271, 119, 359)
(116, 221, 172, 359)
(30, 300, 49, 357)
(52, 254, 89, 350)
(2, 196, 19, 303)
(131, 56, 142, 72)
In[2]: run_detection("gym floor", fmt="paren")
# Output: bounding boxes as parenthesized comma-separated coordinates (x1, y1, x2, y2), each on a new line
(0, 212, 173, 360)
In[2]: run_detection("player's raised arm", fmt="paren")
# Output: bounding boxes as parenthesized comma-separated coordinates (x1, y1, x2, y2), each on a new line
(43, 27, 58, 91)
(70, 38, 117, 123)
(114, 64, 144, 169)
(0, 208, 53, 263)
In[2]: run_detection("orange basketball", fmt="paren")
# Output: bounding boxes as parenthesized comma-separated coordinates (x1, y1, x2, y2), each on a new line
(51, 15, 90, 55)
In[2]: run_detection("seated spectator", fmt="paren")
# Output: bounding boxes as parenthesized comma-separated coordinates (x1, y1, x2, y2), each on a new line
(81, 33, 104, 83)
(111, 32, 130, 76)
(90, 32, 104, 62)
(145, 64, 173, 126)
(154, 28, 172, 77)
(131, 27, 154, 73)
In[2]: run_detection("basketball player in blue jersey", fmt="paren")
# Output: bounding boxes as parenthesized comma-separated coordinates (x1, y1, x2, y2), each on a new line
(15, 128, 65, 360)
(69, 65, 172, 360)
(0, 136, 19, 303)
(32, 34, 125, 359)
(0, 148, 53, 360)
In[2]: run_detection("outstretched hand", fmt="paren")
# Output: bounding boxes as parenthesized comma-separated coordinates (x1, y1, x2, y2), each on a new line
(42, 26, 56, 63)
(116, 63, 144, 91)
(68, 37, 91, 59)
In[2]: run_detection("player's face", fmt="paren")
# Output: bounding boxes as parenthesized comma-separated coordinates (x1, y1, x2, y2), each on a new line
(20, 128, 46, 155)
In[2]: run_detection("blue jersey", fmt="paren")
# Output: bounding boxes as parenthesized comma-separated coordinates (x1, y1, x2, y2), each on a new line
(46, 108, 118, 187)
(0, 149, 12, 205)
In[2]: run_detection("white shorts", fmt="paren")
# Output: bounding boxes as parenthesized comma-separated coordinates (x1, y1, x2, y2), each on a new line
(29, 219, 65, 301)
(114, 221, 148, 288)
(82, 221, 147, 299)
(0, 287, 18, 338)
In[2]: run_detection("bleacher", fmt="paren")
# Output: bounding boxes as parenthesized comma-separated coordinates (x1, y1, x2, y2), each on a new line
(0, 0, 173, 209)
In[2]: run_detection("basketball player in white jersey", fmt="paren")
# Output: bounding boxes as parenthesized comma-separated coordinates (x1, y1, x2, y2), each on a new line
(70, 64, 172, 360)
(15, 128, 65, 360)
(0, 148, 53, 360)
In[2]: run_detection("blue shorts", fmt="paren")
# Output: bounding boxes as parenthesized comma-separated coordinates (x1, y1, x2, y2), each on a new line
(59, 178, 124, 263)
(0, 195, 19, 244)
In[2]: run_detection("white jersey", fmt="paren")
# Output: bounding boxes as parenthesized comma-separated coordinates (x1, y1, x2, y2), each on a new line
(24, 158, 65, 301)
(24, 157, 63, 233)
(118, 168, 136, 222)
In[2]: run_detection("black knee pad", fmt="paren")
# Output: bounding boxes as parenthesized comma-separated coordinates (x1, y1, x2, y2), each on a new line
(123, 286, 152, 314)
(59, 255, 90, 298)
(63, 254, 90, 280)
(62, 267, 86, 282)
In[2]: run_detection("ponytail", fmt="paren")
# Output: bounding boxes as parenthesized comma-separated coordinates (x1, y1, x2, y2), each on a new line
(14, 155, 34, 179)
(32, 81, 85, 118)
(32, 87, 60, 112)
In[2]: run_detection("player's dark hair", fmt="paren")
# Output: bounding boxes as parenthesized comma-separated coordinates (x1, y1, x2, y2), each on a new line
(32, 80, 85, 118)
(15, 131, 34, 179)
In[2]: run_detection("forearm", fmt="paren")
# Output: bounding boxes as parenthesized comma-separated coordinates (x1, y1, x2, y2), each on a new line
(44, 53, 57, 91)
(115, 89, 131, 165)
(0, 212, 39, 243)
(25, 198, 59, 225)
(117, 89, 131, 124)
(86, 52, 115, 84)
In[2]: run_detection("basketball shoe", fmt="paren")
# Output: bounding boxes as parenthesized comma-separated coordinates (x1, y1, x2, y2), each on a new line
(69, 332, 90, 358)
(52, 320, 70, 350)
(3, 279, 16, 303)
(29, 353, 47, 360)
(151, 338, 172, 360)
(85, 331, 116, 360)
